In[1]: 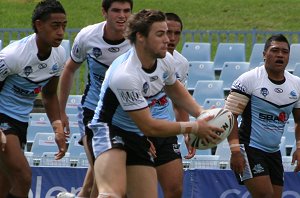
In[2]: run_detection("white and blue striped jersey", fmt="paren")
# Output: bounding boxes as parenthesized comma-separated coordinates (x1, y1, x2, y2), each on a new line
(231, 66, 300, 152)
(0, 34, 65, 122)
(71, 21, 131, 110)
(91, 47, 177, 136)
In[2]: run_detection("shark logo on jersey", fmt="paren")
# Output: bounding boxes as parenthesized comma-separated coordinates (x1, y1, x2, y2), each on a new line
(289, 90, 298, 99)
(118, 89, 144, 106)
(50, 63, 60, 74)
(142, 82, 149, 94)
(260, 87, 269, 97)
(252, 164, 264, 174)
(0, 122, 11, 131)
(108, 47, 120, 53)
(111, 135, 124, 145)
(93, 47, 102, 58)
(38, 63, 47, 69)
(24, 66, 33, 76)
(72, 43, 80, 56)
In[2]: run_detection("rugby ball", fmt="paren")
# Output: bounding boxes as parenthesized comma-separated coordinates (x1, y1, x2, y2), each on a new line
(189, 108, 234, 149)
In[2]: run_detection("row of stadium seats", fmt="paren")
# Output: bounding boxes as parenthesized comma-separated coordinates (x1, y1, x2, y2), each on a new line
(182, 42, 300, 72)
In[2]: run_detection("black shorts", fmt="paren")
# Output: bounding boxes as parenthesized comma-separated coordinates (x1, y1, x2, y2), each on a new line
(148, 136, 181, 167)
(0, 113, 28, 150)
(93, 124, 154, 167)
(238, 145, 284, 186)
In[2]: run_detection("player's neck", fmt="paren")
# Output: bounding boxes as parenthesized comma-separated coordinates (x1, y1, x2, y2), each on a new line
(35, 36, 51, 60)
(135, 45, 156, 70)
(103, 24, 124, 41)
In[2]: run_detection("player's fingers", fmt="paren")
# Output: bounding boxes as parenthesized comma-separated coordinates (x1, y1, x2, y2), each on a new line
(0, 131, 6, 152)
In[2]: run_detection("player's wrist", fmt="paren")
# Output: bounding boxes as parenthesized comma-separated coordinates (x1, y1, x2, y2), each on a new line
(52, 120, 64, 134)
(179, 122, 198, 134)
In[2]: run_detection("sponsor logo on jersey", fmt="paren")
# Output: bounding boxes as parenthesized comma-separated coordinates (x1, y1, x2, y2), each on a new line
(259, 112, 288, 123)
(260, 87, 269, 97)
(12, 85, 41, 96)
(142, 82, 149, 94)
(93, 47, 102, 58)
(24, 66, 33, 76)
(0, 59, 9, 77)
(118, 89, 144, 106)
(289, 90, 298, 99)
(150, 76, 158, 82)
(38, 63, 47, 69)
(108, 47, 120, 53)
(274, 88, 283, 93)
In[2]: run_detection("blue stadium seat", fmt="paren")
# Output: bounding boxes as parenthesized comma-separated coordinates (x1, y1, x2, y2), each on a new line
(219, 61, 249, 91)
(27, 113, 52, 150)
(181, 42, 211, 62)
(67, 113, 80, 134)
(215, 139, 231, 169)
(213, 43, 246, 71)
(186, 61, 215, 91)
(283, 119, 295, 151)
(249, 43, 264, 69)
(60, 39, 71, 60)
(66, 95, 82, 114)
(202, 98, 225, 109)
(68, 133, 85, 161)
(292, 63, 300, 77)
(30, 133, 58, 157)
(192, 80, 224, 105)
(286, 44, 300, 72)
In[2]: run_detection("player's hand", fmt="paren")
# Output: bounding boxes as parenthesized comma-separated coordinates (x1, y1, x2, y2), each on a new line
(292, 149, 300, 172)
(230, 151, 245, 174)
(52, 120, 68, 160)
(0, 128, 6, 152)
(195, 115, 223, 143)
(54, 132, 67, 160)
(184, 134, 196, 159)
(147, 138, 157, 158)
(60, 111, 70, 138)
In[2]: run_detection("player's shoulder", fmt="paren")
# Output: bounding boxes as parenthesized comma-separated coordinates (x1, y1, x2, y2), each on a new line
(160, 52, 176, 66)
(77, 22, 104, 38)
(173, 50, 188, 62)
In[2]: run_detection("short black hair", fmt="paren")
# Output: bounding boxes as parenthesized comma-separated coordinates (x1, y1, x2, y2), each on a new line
(32, 0, 66, 33)
(264, 34, 290, 51)
(102, 0, 133, 12)
(165, 12, 183, 30)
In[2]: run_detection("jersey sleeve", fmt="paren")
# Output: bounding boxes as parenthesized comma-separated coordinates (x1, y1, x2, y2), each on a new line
(0, 48, 16, 81)
(70, 29, 87, 63)
(230, 70, 254, 96)
(162, 52, 177, 86)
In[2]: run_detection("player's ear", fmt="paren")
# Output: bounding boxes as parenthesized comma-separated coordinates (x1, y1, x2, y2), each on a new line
(102, 7, 107, 19)
(34, 20, 43, 33)
(136, 32, 144, 43)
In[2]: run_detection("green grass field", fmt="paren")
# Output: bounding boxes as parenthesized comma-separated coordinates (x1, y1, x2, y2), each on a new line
(1, 0, 300, 31)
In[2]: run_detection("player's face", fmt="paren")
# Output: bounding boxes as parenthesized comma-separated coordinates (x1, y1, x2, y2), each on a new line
(263, 41, 290, 73)
(36, 13, 67, 47)
(144, 21, 169, 59)
(103, 2, 132, 32)
(166, 20, 182, 54)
